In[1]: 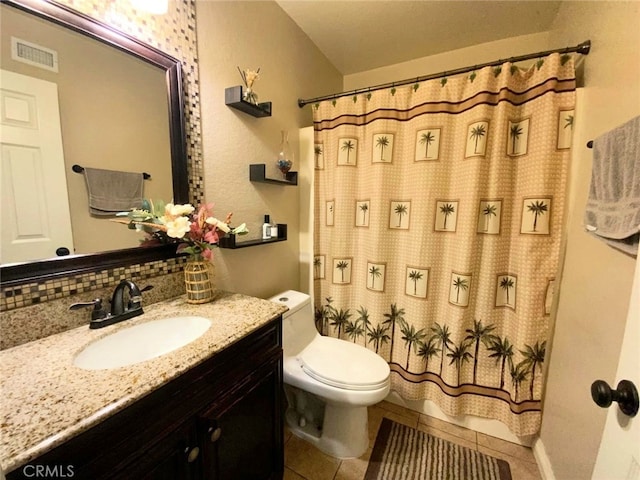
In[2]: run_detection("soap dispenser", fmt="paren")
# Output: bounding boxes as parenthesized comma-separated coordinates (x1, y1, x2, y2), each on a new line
(262, 215, 272, 240)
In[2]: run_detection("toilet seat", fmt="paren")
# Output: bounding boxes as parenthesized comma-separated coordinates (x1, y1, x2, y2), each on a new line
(297, 337, 390, 391)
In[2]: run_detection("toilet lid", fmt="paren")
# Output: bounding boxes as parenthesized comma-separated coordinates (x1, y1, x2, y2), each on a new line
(297, 337, 390, 391)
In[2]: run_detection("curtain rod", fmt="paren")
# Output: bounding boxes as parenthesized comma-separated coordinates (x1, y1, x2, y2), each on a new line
(298, 40, 591, 108)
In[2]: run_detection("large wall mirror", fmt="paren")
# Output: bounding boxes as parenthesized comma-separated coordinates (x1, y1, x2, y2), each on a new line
(0, 0, 188, 286)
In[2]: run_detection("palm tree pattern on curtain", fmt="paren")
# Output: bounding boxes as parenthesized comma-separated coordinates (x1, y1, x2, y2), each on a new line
(312, 53, 576, 436)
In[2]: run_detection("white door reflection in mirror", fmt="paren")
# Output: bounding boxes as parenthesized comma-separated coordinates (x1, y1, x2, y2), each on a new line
(1, 69, 73, 263)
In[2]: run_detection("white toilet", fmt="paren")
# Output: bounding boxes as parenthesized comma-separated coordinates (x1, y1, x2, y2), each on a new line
(269, 290, 390, 459)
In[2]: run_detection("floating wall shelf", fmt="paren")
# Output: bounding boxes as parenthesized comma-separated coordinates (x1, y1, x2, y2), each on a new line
(250, 164, 297, 185)
(219, 224, 287, 249)
(225, 86, 272, 117)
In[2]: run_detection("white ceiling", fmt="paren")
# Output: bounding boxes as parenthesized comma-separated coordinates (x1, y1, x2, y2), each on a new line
(276, 1, 563, 75)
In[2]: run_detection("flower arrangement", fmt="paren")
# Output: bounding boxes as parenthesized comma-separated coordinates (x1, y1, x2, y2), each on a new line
(114, 199, 248, 260)
(238, 67, 260, 104)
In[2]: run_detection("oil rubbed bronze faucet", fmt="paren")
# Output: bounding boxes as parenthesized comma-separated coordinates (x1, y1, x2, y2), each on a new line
(70, 280, 152, 329)
(110, 279, 142, 317)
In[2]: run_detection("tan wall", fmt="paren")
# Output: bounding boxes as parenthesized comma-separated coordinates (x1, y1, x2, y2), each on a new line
(195, 1, 342, 299)
(344, 32, 551, 90)
(0, 5, 172, 256)
(539, 3, 640, 479)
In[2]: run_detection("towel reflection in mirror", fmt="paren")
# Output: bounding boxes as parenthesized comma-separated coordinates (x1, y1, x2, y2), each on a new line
(82, 167, 145, 216)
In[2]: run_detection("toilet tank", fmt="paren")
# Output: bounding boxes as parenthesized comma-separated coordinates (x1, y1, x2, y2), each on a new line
(268, 290, 319, 356)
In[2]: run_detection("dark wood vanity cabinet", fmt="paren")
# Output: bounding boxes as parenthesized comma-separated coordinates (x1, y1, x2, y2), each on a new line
(199, 360, 282, 479)
(7, 318, 284, 480)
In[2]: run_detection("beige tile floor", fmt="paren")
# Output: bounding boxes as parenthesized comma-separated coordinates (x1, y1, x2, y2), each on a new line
(284, 401, 542, 480)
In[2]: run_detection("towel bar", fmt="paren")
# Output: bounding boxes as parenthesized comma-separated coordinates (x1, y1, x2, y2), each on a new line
(72, 164, 151, 179)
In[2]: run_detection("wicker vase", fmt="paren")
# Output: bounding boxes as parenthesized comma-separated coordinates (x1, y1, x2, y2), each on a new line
(184, 257, 215, 304)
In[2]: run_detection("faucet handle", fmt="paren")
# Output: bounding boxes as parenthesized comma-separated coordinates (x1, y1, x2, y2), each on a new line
(127, 284, 153, 310)
(70, 298, 108, 321)
(127, 295, 142, 310)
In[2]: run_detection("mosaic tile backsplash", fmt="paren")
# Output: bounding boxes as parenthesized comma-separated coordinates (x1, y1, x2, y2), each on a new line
(0, 0, 204, 345)
(1, 257, 186, 312)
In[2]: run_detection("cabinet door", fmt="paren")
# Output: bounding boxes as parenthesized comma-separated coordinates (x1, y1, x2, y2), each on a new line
(200, 356, 283, 480)
(120, 421, 202, 480)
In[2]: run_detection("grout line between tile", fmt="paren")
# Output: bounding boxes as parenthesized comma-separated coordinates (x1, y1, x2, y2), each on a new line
(480, 444, 539, 465)
(332, 460, 342, 480)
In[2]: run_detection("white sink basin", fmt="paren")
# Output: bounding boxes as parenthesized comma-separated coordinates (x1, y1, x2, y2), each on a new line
(74, 316, 212, 370)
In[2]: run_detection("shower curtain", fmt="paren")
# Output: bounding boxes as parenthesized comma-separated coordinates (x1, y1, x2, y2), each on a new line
(312, 53, 575, 436)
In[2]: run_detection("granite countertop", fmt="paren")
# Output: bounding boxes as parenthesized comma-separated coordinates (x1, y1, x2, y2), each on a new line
(0, 292, 287, 474)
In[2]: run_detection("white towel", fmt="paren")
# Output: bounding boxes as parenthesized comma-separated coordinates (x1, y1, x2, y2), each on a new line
(83, 167, 144, 216)
(584, 115, 640, 256)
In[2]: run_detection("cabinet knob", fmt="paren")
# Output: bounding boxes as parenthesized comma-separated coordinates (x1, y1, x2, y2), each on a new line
(185, 446, 200, 463)
(209, 426, 222, 443)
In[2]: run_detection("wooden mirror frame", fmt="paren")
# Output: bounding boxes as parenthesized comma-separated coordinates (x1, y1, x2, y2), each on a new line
(0, 0, 189, 287)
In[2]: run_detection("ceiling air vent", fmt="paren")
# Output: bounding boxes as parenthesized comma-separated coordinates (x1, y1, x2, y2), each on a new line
(11, 37, 58, 73)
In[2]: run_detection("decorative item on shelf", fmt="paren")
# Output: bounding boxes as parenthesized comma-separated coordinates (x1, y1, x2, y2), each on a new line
(277, 130, 294, 179)
(262, 214, 272, 240)
(112, 199, 248, 304)
(238, 66, 260, 105)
